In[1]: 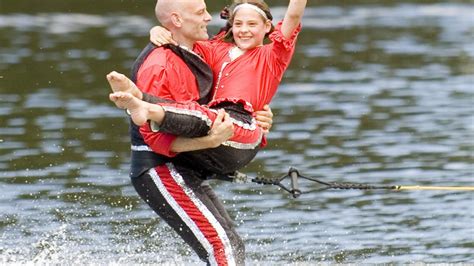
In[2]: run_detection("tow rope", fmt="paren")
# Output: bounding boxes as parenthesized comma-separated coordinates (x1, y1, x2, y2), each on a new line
(217, 167, 474, 198)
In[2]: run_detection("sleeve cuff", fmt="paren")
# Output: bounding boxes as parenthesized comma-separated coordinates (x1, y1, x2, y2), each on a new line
(269, 21, 302, 50)
(140, 123, 178, 157)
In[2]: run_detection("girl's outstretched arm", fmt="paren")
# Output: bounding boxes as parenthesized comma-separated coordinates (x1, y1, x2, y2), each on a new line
(281, 0, 307, 39)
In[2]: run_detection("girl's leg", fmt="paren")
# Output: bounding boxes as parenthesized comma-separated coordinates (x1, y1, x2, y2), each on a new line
(107, 71, 263, 174)
(107, 70, 173, 105)
(106, 71, 142, 98)
(175, 144, 260, 175)
(109, 92, 166, 127)
(106, 70, 259, 143)
(106, 70, 215, 136)
(146, 105, 264, 175)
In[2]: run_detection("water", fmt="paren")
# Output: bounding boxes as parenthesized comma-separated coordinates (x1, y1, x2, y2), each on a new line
(1, 0, 473, 264)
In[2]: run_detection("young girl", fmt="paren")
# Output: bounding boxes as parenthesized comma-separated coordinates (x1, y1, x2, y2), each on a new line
(108, 0, 307, 175)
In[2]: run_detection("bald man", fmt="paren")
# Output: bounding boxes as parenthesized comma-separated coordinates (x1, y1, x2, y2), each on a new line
(126, 1, 248, 265)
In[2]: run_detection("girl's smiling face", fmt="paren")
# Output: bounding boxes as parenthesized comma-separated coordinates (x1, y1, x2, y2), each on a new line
(232, 7, 271, 50)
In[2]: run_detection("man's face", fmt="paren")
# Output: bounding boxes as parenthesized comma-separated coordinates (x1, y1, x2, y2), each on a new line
(180, 0, 212, 42)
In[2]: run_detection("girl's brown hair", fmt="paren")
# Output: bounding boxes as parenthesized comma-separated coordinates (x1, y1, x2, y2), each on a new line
(222, 0, 275, 43)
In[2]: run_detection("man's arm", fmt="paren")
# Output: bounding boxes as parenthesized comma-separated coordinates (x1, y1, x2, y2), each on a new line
(143, 102, 273, 154)
(139, 94, 271, 151)
(169, 110, 234, 152)
(141, 109, 234, 155)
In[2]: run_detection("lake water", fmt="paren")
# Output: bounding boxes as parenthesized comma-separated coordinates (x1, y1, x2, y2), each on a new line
(1, 0, 473, 264)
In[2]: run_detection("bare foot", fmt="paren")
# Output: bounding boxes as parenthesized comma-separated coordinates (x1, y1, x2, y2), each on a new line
(106, 71, 141, 99)
(109, 92, 149, 126)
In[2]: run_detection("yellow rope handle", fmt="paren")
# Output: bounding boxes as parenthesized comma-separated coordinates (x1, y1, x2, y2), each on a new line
(393, 185, 474, 191)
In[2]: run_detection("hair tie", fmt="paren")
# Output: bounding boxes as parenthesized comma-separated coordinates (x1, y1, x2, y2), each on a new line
(233, 3, 268, 20)
(220, 6, 230, 20)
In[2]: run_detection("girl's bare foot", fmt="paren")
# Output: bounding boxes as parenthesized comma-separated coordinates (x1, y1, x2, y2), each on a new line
(106, 71, 141, 99)
(109, 92, 149, 126)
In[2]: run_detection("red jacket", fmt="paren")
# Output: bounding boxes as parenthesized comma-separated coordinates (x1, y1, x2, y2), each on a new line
(138, 21, 300, 157)
(137, 47, 201, 157)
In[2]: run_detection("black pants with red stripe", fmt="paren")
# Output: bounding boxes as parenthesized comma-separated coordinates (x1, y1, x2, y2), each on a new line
(132, 162, 245, 265)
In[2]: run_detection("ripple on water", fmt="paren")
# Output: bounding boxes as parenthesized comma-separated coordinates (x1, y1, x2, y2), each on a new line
(1, 1, 474, 264)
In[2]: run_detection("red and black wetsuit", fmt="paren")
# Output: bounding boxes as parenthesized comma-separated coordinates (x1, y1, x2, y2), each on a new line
(130, 22, 301, 265)
(129, 43, 244, 266)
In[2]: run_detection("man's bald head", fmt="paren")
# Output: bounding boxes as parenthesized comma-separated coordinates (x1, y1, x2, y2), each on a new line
(154, 0, 212, 47)
(155, 0, 198, 28)
(155, 0, 177, 28)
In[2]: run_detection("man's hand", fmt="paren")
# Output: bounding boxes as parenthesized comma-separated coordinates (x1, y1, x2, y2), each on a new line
(255, 104, 273, 134)
(169, 110, 233, 152)
(207, 109, 234, 148)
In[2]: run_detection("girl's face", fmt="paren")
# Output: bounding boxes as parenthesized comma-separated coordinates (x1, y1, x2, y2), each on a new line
(232, 7, 271, 50)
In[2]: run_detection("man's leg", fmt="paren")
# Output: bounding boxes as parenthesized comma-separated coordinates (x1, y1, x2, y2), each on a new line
(132, 162, 245, 265)
(200, 182, 245, 263)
